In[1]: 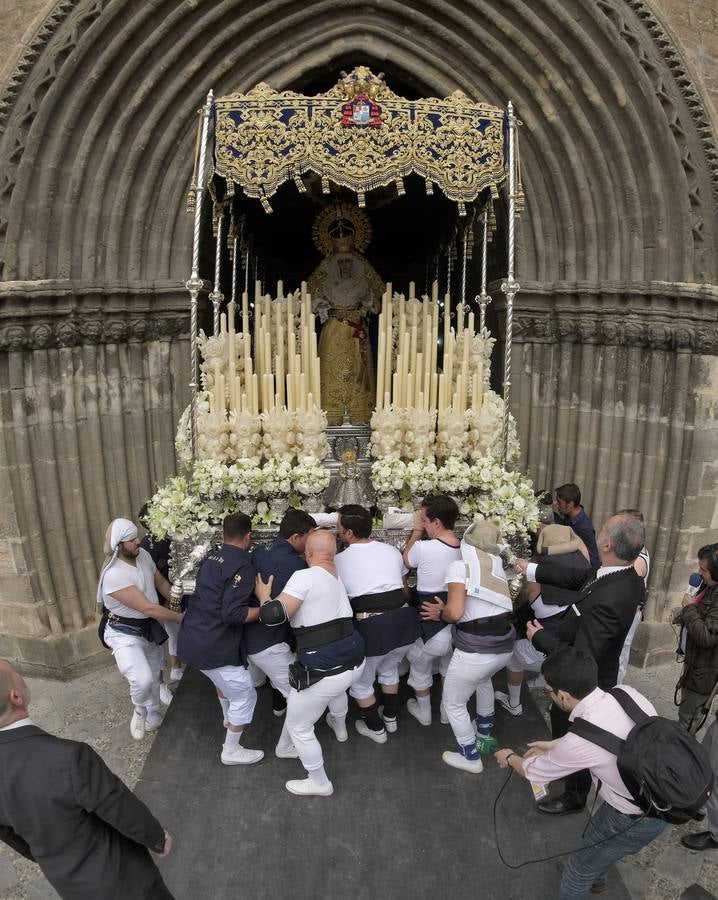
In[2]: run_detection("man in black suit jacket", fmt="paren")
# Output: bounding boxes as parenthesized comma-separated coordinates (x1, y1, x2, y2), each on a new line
(515, 513, 646, 815)
(0, 659, 173, 899)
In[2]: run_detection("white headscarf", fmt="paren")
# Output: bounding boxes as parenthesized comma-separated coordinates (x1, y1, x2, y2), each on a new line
(96, 518, 138, 606)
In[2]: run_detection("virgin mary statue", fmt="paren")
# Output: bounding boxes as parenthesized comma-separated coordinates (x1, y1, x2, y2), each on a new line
(308, 204, 384, 425)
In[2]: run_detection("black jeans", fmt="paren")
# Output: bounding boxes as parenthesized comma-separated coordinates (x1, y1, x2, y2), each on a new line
(550, 701, 592, 808)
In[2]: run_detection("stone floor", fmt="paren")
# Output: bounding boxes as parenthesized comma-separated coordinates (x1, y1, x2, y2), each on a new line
(0, 659, 716, 899)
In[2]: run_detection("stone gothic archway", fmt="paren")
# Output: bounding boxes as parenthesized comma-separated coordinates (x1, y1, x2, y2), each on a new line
(0, 0, 716, 673)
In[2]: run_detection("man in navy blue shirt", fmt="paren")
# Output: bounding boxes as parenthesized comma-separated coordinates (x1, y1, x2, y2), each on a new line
(554, 483, 600, 568)
(246, 510, 316, 749)
(177, 513, 264, 766)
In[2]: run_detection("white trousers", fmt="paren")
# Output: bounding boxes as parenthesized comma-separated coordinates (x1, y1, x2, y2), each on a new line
(163, 620, 181, 659)
(406, 630, 453, 692)
(247, 642, 295, 698)
(287, 661, 365, 774)
(617, 609, 642, 685)
(507, 638, 545, 674)
(349, 644, 413, 701)
(105, 625, 163, 717)
(201, 664, 257, 726)
(442, 648, 514, 746)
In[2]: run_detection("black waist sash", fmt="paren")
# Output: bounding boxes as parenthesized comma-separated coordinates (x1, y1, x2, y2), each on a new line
(455, 612, 513, 636)
(292, 617, 354, 651)
(100, 606, 168, 646)
(351, 588, 405, 615)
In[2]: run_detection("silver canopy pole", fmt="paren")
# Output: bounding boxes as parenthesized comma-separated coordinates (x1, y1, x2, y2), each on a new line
(185, 89, 214, 460)
(500, 101, 520, 467)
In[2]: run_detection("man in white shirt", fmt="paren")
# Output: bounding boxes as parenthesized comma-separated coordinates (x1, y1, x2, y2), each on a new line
(496, 647, 666, 897)
(97, 518, 183, 741)
(335, 505, 420, 742)
(422, 520, 515, 773)
(402, 494, 462, 726)
(256, 529, 365, 797)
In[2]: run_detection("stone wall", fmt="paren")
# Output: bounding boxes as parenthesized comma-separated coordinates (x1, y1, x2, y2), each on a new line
(0, 0, 716, 674)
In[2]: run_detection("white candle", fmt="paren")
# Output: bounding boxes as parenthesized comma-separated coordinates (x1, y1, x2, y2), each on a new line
(220, 312, 227, 335)
(241, 291, 249, 334)
(227, 300, 237, 334)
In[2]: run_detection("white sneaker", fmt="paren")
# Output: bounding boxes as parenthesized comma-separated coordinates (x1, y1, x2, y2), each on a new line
(159, 684, 173, 706)
(130, 711, 146, 740)
(275, 745, 299, 759)
(169, 666, 184, 683)
(440, 704, 449, 725)
(286, 777, 333, 797)
(378, 706, 398, 733)
(355, 719, 388, 744)
(326, 713, 348, 742)
(407, 698, 432, 726)
(494, 690, 523, 717)
(145, 714, 163, 732)
(221, 745, 264, 766)
(442, 750, 483, 774)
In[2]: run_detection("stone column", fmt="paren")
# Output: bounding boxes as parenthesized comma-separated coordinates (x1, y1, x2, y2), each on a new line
(496, 281, 718, 665)
(0, 281, 190, 676)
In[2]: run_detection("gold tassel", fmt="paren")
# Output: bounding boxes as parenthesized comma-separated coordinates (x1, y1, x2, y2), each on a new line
(425, 179, 434, 195)
(321, 175, 330, 194)
(357, 191, 366, 207)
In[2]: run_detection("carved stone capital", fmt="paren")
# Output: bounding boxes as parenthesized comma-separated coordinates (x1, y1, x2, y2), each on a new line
(0, 281, 191, 350)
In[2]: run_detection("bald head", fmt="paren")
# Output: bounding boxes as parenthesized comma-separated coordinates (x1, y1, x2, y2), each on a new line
(0, 659, 30, 726)
(305, 529, 337, 565)
(597, 514, 646, 565)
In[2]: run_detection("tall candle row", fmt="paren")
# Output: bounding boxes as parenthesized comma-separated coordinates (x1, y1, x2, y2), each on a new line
(375, 280, 484, 414)
(212, 281, 321, 415)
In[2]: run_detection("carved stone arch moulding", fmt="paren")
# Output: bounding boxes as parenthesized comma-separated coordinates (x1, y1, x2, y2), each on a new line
(0, 0, 715, 288)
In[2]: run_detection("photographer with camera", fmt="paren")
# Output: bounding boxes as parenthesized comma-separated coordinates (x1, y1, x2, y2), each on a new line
(495, 647, 667, 898)
(673, 543, 718, 734)
(255, 529, 365, 797)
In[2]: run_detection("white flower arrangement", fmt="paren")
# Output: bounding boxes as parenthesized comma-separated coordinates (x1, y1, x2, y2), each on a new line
(405, 456, 439, 496)
(292, 456, 330, 496)
(369, 406, 404, 458)
(402, 408, 437, 459)
(464, 390, 519, 464)
(464, 457, 540, 539)
(370, 457, 407, 495)
(261, 408, 296, 460)
(436, 455, 472, 494)
(435, 409, 468, 460)
(260, 455, 294, 497)
(295, 406, 329, 460)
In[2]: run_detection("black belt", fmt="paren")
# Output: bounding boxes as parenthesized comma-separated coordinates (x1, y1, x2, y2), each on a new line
(105, 608, 152, 628)
(292, 617, 354, 651)
(351, 588, 406, 615)
(456, 612, 513, 636)
(288, 654, 364, 692)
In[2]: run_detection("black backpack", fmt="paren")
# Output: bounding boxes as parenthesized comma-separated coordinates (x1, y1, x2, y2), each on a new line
(571, 687, 713, 824)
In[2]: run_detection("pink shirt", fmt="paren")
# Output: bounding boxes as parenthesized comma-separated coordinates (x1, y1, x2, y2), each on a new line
(522, 686, 656, 815)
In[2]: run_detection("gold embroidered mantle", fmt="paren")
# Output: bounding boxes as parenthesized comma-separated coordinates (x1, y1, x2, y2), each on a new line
(212, 68, 507, 212)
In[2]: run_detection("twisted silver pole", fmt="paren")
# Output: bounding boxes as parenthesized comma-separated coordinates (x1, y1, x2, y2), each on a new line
(231, 233, 238, 303)
(476, 207, 491, 332)
(209, 207, 224, 336)
(461, 230, 468, 305)
(501, 101, 520, 466)
(185, 89, 214, 459)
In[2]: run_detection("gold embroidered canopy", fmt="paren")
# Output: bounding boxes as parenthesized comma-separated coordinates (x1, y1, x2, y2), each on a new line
(212, 67, 507, 214)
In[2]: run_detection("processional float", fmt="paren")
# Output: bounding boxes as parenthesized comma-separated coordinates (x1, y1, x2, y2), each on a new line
(149, 67, 536, 588)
